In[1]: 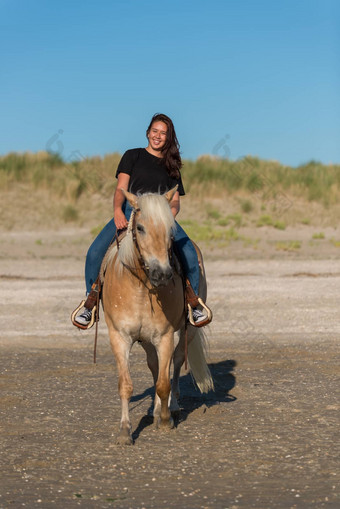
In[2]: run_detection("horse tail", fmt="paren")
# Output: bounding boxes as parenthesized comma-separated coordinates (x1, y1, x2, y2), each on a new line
(188, 327, 214, 393)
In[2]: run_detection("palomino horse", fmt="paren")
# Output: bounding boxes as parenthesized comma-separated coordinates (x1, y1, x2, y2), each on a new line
(102, 186, 214, 445)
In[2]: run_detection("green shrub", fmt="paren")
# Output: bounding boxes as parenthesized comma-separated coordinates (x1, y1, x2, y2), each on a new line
(330, 238, 340, 247)
(256, 215, 273, 227)
(273, 221, 286, 230)
(312, 232, 325, 240)
(240, 199, 253, 213)
(205, 205, 221, 220)
(178, 220, 239, 243)
(275, 241, 301, 251)
(227, 213, 243, 228)
(0, 153, 27, 180)
(62, 205, 79, 223)
(217, 217, 230, 227)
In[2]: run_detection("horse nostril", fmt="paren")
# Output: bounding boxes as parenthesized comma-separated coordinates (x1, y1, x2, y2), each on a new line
(159, 266, 172, 282)
(149, 264, 172, 286)
(165, 267, 172, 280)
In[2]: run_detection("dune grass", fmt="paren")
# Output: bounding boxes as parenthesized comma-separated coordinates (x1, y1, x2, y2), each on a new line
(312, 232, 325, 240)
(275, 241, 301, 251)
(1, 152, 340, 206)
(1, 151, 339, 232)
(0, 151, 120, 200)
(256, 215, 286, 230)
(330, 238, 340, 248)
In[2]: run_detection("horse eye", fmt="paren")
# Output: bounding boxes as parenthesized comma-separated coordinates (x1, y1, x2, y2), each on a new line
(136, 224, 145, 234)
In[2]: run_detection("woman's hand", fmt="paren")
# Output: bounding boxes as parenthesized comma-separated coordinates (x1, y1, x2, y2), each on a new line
(114, 172, 130, 230)
(114, 209, 128, 230)
(170, 191, 180, 218)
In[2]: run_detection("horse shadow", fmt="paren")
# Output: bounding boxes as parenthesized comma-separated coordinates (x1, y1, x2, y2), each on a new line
(131, 358, 236, 441)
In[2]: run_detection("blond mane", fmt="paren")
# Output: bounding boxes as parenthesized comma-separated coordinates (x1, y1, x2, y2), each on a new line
(105, 193, 176, 275)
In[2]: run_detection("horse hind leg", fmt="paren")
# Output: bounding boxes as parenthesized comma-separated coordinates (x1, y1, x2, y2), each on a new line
(108, 328, 134, 445)
(170, 331, 186, 417)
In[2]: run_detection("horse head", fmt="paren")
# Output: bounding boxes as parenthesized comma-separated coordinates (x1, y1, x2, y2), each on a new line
(120, 186, 178, 287)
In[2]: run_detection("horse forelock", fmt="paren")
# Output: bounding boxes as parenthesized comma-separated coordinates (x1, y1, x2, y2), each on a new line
(115, 193, 175, 272)
(138, 193, 175, 234)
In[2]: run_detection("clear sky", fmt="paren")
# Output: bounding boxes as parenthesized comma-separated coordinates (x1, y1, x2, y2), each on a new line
(1, 0, 339, 166)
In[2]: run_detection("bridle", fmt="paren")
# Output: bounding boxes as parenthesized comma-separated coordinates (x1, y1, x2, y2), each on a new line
(118, 207, 174, 282)
(131, 207, 151, 275)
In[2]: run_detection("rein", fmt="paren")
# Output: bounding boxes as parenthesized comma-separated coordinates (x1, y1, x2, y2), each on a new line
(119, 207, 174, 279)
(117, 208, 150, 284)
(131, 208, 150, 275)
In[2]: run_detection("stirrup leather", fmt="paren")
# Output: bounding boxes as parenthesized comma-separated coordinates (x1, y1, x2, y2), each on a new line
(187, 298, 213, 328)
(71, 300, 97, 330)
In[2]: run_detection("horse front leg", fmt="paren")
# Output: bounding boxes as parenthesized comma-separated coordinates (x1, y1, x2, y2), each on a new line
(108, 327, 133, 445)
(140, 342, 162, 420)
(155, 332, 174, 430)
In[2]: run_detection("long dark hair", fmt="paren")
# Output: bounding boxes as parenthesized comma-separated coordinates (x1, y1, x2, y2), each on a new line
(146, 113, 182, 178)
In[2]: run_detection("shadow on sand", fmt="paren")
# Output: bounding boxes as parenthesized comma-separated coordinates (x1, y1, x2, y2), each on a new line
(131, 358, 236, 442)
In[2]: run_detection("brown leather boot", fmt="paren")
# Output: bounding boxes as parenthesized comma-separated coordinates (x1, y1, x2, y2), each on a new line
(185, 279, 213, 327)
(71, 280, 101, 330)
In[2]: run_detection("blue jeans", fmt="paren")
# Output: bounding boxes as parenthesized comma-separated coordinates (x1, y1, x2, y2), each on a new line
(85, 202, 200, 295)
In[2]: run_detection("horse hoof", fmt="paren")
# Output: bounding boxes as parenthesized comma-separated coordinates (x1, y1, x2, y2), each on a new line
(170, 408, 180, 419)
(156, 416, 174, 430)
(116, 432, 133, 446)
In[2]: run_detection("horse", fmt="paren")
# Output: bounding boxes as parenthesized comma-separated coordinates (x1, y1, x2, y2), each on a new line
(102, 186, 214, 445)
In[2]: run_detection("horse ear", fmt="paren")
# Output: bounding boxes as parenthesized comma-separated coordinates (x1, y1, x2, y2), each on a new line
(121, 188, 139, 209)
(165, 185, 178, 203)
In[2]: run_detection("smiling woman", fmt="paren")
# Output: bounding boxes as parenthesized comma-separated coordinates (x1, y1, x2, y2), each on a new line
(73, 113, 210, 328)
(148, 121, 167, 151)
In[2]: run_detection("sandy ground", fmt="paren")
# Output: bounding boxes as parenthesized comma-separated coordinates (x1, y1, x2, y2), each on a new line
(0, 228, 339, 508)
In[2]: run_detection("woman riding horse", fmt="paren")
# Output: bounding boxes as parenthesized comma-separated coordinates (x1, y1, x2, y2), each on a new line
(101, 187, 213, 444)
(74, 113, 209, 327)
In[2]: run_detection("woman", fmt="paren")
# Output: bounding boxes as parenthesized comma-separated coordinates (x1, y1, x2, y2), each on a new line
(75, 113, 207, 327)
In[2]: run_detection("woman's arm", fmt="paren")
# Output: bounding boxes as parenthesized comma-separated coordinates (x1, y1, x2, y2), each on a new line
(114, 172, 130, 230)
(170, 191, 180, 218)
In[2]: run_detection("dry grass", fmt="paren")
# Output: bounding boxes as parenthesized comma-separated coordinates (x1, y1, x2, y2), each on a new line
(1, 152, 339, 234)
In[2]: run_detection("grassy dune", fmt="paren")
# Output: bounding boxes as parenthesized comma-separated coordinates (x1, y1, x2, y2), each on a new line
(0, 151, 339, 237)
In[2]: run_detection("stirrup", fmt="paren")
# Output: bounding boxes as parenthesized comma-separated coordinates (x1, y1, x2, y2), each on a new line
(187, 298, 213, 328)
(71, 300, 97, 330)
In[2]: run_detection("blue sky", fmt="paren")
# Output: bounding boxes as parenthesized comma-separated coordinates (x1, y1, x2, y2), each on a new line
(1, 0, 339, 166)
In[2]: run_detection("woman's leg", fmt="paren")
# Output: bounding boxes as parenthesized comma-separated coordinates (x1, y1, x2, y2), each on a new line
(84, 202, 133, 294)
(85, 218, 116, 294)
(173, 221, 200, 295)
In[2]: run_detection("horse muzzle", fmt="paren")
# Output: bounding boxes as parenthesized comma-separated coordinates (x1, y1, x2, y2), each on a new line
(148, 261, 173, 288)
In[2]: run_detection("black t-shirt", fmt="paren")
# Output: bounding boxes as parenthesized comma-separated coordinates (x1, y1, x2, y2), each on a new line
(115, 148, 185, 196)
